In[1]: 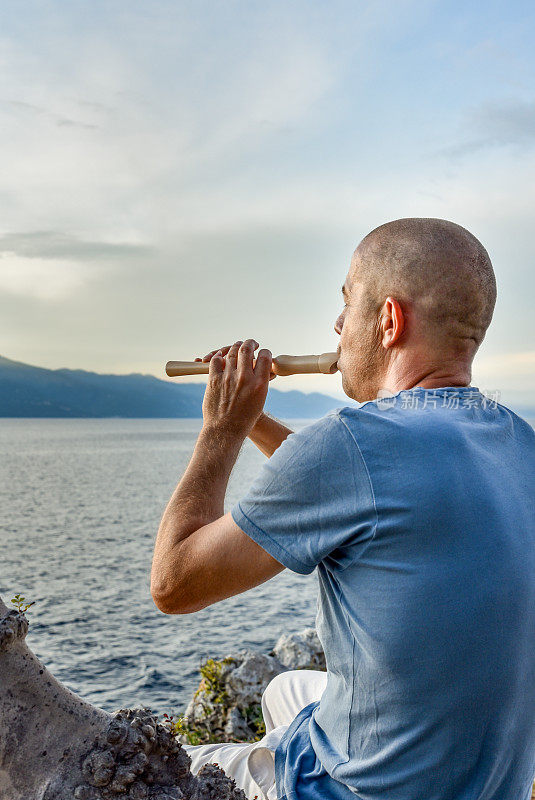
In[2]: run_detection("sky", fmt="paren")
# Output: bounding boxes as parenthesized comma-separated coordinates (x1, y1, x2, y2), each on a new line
(0, 0, 534, 406)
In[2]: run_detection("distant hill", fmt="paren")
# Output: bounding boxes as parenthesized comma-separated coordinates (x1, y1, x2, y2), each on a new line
(0, 355, 344, 419)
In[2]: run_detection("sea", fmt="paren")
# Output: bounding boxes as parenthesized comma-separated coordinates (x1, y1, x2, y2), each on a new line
(0, 418, 318, 718)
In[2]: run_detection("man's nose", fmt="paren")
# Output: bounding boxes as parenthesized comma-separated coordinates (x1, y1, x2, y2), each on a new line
(334, 312, 343, 336)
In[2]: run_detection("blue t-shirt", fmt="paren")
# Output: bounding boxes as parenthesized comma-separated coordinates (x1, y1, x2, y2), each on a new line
(231, 386, 535, 800)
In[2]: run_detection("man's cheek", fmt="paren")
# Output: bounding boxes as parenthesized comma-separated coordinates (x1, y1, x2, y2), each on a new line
(339, 325, 352, 358)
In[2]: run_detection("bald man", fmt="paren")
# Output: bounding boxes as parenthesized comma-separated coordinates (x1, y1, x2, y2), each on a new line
(151, 218, 535, 800)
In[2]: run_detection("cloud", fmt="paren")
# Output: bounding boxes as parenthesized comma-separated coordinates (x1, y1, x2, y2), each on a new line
(0, 253, 90, 300)
(56, 118, 99, 131)
(0, 6, 341, 244)
(0, 232, 154, 301)
(6, 98, 99, 131)
(442, 99, 535, 157)
(0, 231, 153, 262)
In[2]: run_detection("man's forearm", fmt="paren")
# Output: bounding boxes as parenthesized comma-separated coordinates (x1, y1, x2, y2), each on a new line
(151, 425, 244, 597)
(248, 412, 293, 457)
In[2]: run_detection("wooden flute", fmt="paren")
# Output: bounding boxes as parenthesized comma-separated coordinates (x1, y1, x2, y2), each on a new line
(165, 352, 339, 378)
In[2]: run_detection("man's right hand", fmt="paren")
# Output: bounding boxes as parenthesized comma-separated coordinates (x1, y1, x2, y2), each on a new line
(196, 343, 293, 457)
(195, 343, 277, 381)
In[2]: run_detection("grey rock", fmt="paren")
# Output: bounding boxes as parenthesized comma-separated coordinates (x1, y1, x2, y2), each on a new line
(272, 628, 326, 670)
(0, 595, 247, 800)
(179, 632, 327, 746)
(226, 651, 286, 707)
(223, 707, 251, 741)
(182, 650, 286, 744)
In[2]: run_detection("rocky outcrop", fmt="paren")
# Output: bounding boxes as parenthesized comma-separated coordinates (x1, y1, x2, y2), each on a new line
(0, 596, 246, 800)
(272, 628, 326, 671)
(179, 652, 285, 744)
(176, 628, 326, 745)
(0, 587, 327, 797)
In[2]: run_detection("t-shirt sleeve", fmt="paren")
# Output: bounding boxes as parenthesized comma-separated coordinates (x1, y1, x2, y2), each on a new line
(230, 410, 377, 574)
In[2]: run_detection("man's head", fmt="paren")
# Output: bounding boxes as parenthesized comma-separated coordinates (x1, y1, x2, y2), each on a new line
(335, 218, 497, 402)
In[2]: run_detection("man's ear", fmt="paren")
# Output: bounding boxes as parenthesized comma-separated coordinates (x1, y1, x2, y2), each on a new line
(380, 296, 405, 348)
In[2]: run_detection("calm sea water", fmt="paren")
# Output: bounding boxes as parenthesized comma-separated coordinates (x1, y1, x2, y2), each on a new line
(0, 418, 318, 718)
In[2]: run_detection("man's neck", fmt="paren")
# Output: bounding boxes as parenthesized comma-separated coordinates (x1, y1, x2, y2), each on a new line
(380, 362, 472, 394)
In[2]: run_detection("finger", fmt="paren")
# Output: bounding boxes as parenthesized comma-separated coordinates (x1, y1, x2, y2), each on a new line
(208, 350, 224, 378)
(202, 347, 228, 362)
(254, 348, 272, 382)
(225, 341, 243, 372)
(237, 339, 259, 373)
(202, 345, 232, 363)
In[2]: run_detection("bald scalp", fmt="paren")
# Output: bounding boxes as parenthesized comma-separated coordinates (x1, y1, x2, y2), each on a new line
(353, 218, 496, 353)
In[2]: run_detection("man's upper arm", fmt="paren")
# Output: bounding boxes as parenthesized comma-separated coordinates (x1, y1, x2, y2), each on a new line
(229, 412, 376, 572)
(152, 512, 285, 614)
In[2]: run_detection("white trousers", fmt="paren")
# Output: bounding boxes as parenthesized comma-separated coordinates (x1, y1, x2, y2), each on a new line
(184, 669, 328, 800)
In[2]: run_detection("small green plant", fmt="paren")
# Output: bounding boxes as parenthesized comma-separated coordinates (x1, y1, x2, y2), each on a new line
(161, 712, 212, 745)
(243, 704, 266, 741)
(10, 594, 35, 613)
(161, 656, 267, 748)
(198, 657, 232, 705)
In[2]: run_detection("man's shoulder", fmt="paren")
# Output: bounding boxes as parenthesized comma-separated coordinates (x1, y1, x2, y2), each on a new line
(334, 390, 535, 458)
(493, 401, 535, 444)
(280, 409, 350, 454)
(293, 403, 402, 446)
(267, 409, 362, 473)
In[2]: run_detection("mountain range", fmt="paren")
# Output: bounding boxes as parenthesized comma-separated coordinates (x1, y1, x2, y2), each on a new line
(1, 355, 533, 421)
(0, 355, 344, 418)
